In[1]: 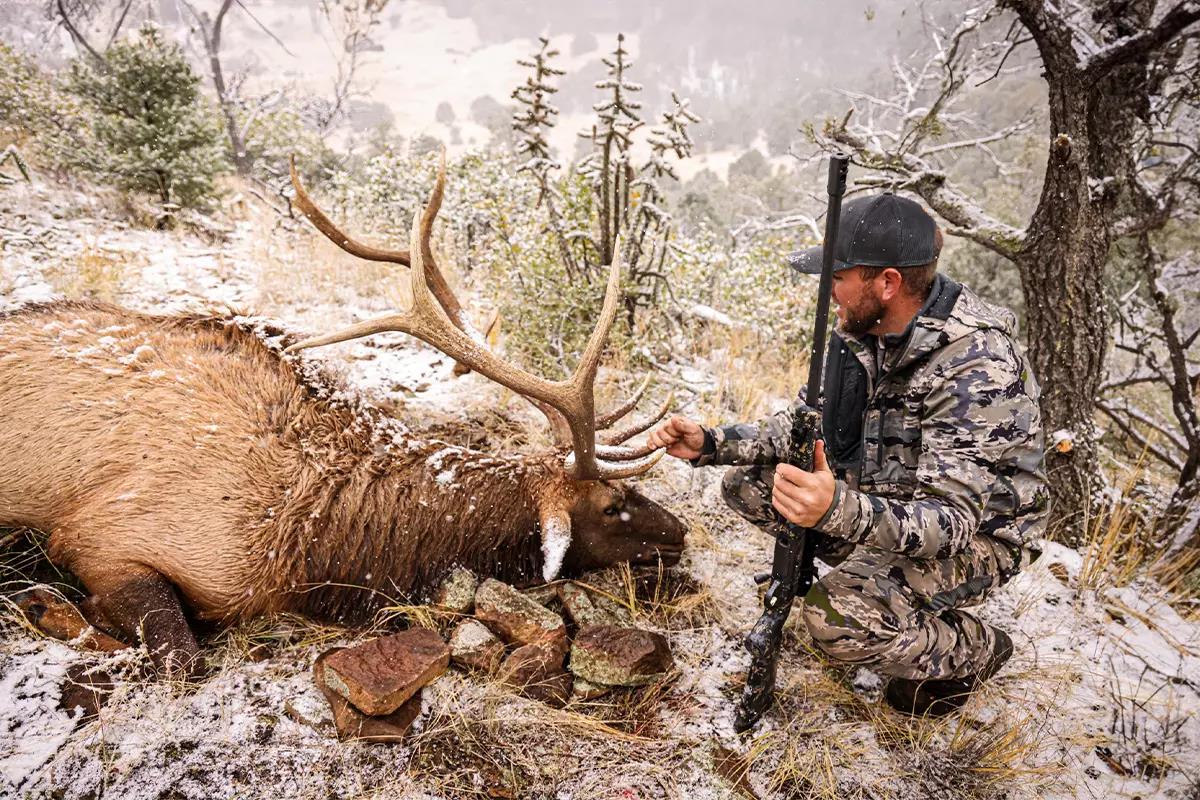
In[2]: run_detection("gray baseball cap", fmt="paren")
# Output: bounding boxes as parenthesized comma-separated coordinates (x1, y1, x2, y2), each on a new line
(787, 193, 938, 273)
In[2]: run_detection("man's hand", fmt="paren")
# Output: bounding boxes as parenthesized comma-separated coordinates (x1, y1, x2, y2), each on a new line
(772, 440, 836, 527)
(647, 415, 707, 460)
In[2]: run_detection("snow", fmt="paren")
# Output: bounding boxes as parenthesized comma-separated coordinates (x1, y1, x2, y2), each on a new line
(0, 642, 82, 795)
(539, 513, 571, 582)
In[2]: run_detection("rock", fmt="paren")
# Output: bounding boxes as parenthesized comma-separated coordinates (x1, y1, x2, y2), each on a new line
(322, 629, 449, 716)
(570, 677, 611, 701)
(569, 625, 672, 687)
(314, 649, 422, 743)
(498, 643, 572, 707)
(434, 566, 478, 615)
(12, 586, 128, 653)
(449, 619, 505, 673)
(521, 584, 559, 606)
(557, 582, 626, 628)
(474, 579, 567, 651)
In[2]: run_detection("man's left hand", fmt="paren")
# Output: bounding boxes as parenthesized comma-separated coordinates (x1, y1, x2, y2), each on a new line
(772, 440, 836, 528)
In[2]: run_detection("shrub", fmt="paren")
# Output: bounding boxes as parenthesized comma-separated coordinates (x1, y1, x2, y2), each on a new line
(63, 24, 227, 208)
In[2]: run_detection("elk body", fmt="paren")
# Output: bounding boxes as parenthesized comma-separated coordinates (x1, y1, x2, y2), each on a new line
(0, 158, 685, 676)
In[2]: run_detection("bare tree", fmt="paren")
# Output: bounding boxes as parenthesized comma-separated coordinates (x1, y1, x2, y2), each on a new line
(178, 0, 248, 174)
(814, 1, 1200, 542)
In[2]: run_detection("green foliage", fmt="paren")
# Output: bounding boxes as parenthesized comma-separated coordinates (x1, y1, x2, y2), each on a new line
(63, 24, 227, 207)
(240, 105, 338, 185)
(0, 43, 86, 171)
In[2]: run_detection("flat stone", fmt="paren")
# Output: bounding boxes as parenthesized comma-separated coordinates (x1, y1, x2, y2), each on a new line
(314, 649, 421, 743)
(322, 629, 449, 716)
(569, 625, 672, 687)
(433, 566, 478, 615)
(557, 582, 625, 628)
(13, 586, 128, 653)
(498, 643, 572, 707)
(449, 619, 505, 673)
(474, 579, 567, 651)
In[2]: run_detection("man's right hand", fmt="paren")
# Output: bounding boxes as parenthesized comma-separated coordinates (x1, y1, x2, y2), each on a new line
(647, 415, 707, 460)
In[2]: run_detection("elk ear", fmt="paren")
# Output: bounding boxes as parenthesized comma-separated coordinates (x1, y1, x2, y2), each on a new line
(538, 503, 572, 583)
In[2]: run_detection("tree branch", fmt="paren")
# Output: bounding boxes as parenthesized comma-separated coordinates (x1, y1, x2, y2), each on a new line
(1084, 2, 1200, 78)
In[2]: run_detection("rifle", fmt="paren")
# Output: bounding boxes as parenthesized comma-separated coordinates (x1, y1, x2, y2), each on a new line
(733, 154, 849, 733)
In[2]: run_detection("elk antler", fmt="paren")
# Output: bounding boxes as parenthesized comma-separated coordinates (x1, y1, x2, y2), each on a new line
(286, 157, 663, 481)
(288, 153, 487, 353)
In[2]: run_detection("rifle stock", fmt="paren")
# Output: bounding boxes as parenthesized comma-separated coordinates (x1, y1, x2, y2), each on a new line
(732, 155, 848, 733)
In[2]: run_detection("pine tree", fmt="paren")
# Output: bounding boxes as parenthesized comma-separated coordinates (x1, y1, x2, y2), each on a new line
(65, 23, 227, 208)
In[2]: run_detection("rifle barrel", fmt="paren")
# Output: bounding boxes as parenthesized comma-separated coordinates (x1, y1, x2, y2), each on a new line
(804, 155, 849, 407)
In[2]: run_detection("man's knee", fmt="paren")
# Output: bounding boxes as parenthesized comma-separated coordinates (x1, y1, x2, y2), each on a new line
(801, 577, 899, 664)
(720, 466, 775, 525)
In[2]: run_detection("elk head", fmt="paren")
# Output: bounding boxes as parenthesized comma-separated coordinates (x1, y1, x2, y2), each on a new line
(286, 153, 686, 582)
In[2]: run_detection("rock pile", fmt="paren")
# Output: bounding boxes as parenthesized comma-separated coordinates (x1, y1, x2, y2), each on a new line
(450, 576, 673, 706)
(310, 572, 674, 743)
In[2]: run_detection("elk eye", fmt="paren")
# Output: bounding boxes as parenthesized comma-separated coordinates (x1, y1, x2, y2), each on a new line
(604, 505, 620, 516)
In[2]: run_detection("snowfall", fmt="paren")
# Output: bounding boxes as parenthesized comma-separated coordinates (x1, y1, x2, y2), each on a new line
(2, 178, 1199, 800)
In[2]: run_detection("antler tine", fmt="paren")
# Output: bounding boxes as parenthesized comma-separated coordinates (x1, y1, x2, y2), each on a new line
(599, 391, 675, 446)
(566, 449, 665, 480)
(558, 238, 626, 480)
(289, 154, 411, 266)
(289, 151, 485, 351)
(596, 375, 651, 430)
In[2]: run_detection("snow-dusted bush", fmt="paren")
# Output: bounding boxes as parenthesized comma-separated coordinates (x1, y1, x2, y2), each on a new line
(63, 24, 228, 208)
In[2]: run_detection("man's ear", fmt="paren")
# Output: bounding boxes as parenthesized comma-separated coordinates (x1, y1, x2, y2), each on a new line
(879, 267, 905, 302)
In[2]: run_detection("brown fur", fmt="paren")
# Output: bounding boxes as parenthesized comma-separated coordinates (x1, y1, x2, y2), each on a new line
(0, 301, 685, 632)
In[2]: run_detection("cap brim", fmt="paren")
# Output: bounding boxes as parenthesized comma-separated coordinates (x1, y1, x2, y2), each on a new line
(787, 246, 849, 274)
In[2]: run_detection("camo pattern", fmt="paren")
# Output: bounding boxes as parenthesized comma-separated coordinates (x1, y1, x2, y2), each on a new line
(799, 536, 1020, 680)
(720, 462, 1027, 679)
(696, 277, 1048, 678)
(695, 279, 1050, 559)
(719, 464, 858, 566)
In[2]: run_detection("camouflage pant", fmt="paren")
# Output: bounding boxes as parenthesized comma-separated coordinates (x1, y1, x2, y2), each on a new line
(721, 465, 1021, 681)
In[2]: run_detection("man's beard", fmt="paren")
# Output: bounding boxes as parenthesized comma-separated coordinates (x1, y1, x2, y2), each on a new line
(840, 288, 885, 336)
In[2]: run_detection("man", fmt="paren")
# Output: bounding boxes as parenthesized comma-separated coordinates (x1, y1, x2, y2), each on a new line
(649, 193, 1049, 716)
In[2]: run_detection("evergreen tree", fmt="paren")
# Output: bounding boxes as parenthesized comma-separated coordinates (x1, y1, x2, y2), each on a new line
(65, 24, 227, 208)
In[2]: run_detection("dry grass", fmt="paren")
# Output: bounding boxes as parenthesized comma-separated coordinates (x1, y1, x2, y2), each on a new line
(42, 241, 142, 302)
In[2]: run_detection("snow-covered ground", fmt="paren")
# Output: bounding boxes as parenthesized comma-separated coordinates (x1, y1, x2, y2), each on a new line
(3, 177, 1200, 799)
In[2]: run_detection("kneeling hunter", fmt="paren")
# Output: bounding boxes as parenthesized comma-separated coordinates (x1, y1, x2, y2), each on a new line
(649, 192, 1049, 716)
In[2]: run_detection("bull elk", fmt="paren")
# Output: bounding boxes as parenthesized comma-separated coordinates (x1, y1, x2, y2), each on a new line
(0, 154, 685, 678)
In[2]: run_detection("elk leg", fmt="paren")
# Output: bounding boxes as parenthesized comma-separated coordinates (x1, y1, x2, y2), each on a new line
(94, 570, 205, 681)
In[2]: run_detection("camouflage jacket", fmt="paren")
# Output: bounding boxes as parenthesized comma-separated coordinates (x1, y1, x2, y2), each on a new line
(693, 275, 1049, 561)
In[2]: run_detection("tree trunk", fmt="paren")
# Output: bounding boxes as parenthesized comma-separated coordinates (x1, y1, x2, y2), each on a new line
(1015, 133, 1108, 544)
(1004, 0, 1178, 543)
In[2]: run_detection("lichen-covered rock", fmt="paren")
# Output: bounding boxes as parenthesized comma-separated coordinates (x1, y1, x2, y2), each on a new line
(322, 628, 449, 716)
(498, 643, 572, 706)
(521, 583, 560, 607)
(474, 578, 567, 650)
(569, 625, 672, 687)
(449, 619, 505, 673)
(557, 582, 625, 628)
(314, 649, 422, 743)
(434, 566, 478, 615)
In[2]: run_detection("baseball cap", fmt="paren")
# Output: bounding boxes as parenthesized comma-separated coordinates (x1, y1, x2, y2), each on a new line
(787, 193, 938, 274)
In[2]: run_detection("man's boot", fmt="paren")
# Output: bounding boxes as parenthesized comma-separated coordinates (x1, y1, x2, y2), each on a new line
(883, 626, 1013, 717)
